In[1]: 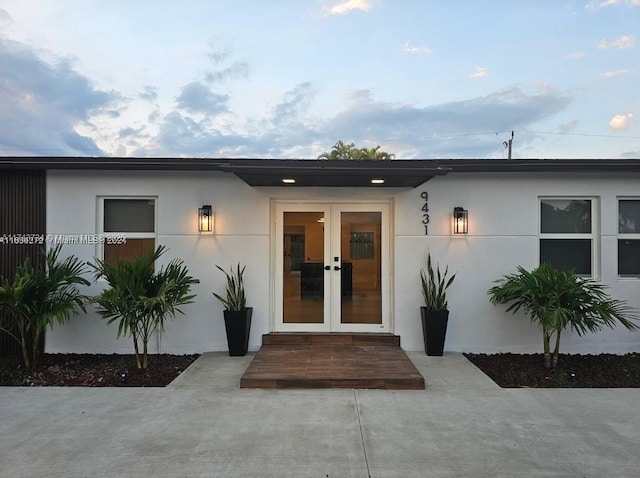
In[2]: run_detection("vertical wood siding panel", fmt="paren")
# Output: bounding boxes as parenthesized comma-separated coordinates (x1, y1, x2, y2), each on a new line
(0, 169, 46, 356)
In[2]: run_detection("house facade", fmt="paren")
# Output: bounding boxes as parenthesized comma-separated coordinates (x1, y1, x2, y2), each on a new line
(1, 158, 639, 355)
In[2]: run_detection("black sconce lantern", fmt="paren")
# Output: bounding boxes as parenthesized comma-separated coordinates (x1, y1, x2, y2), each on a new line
(453, 207, 468, 235)
(198, 205, 213, 232)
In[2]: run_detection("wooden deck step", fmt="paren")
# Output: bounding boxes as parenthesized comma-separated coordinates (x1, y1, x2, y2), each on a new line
(261, 332, 400, 347)
(241, 333, 424, 390)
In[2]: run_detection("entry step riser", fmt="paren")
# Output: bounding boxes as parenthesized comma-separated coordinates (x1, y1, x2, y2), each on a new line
(262, 333, 400, 347)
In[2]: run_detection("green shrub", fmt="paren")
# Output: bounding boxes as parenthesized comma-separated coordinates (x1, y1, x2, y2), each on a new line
(488, 263, 638, 368)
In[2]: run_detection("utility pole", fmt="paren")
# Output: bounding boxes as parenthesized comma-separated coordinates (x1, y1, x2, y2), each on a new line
(503, 131, 514, 159)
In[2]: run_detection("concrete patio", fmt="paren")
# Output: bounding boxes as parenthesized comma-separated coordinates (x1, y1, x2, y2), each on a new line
(1, 352, 638, 477)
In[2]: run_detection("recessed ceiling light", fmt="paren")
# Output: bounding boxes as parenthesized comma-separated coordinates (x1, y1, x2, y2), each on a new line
(282, 178, 296, 184)
(371, 179, 385, 184)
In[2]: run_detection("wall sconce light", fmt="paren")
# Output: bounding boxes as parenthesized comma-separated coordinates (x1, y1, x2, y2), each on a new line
(198, 205, 213, 232)
(453, 207, 468, 235)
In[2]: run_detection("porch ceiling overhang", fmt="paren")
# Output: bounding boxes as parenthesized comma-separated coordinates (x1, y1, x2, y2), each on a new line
(215, 160, 450, 187)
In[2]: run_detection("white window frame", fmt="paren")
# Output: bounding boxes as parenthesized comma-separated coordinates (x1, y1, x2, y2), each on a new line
(617, 197, 640, 279)
(96, 196, 158, 261)
(538, 196, 599, 279)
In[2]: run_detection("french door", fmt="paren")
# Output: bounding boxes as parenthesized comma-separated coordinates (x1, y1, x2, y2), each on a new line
(274, 202, 390, 332)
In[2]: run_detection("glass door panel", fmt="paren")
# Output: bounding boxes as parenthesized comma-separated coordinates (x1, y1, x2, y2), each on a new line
(340, 212, 382, 324)
(275, 202, 389, 333)
(283, 211, 325, 324)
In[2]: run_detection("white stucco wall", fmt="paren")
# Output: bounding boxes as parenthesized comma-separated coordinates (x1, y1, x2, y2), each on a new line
(46, 169, 640, 355)
(46, 170, 271, 354)
(395, 172, 640, 353)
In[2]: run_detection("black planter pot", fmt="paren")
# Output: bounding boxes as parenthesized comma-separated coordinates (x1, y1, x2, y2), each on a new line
(223, 307, 252, 356)
(420, 307, 449, 356)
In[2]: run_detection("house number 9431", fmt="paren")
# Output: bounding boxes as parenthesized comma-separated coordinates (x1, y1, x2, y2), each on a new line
(421, 191, 429, 235)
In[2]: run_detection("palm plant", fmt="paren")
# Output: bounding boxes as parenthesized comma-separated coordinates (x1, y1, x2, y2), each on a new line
(0, 245, 89, 371)
(488, 262, 638, 369)
(89, 245, 199, 370)
(212, 263, 247, 311)
(318, 140, 395, 160)
(420, 251, 456, 311)
(358, 145, 395, 160)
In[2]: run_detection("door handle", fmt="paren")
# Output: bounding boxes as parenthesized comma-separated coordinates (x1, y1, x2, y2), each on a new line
(324, 265, 331, 271)
(334, 266, 341, 271)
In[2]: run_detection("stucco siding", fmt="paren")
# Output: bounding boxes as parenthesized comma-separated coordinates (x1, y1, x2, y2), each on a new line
(395, 172, 640, 353)
(45, 169, 640, 354)
(46, 170, 271, 354)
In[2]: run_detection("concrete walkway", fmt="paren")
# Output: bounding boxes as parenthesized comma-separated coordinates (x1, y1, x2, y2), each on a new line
(1, 352, 638, 477)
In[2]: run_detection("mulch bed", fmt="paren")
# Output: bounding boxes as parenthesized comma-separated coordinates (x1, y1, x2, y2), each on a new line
(0, 354, 200, 387)
(3, 352, 639, 388)
(465, 353, 640, 388)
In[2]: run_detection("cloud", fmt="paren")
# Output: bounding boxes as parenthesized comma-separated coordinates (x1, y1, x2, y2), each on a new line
(559, 119, 579, 134)
(144, 82, 319, 158)
(598, 34, 635, 49)
(586, 0, 640, 8)
(533, 81, 557, 93)
(153, 111, 230, 155)
(609, 113, 633, 130)
(271, 82, 316, 126)
(60, 131, 102, 153)
(201, 45, 249, 86)
(324, 0, 373, 16)
(602, 69, 629, 77)
(205, 61, 249, 83)
(207, 45, 231, 64)
(470, 65, 487, 78)
(118, 126, 146, 139)
(324, 88, 569, 152)
(566, 51, 586, 59)
(402, 42, 431, 54)
(346, 88, 375, 105)
(621, 150, 640, 158)
(586, 0, 622, 9)
(139, 85, 158, 101)
(175, 81, 229, 115)
(0, 37, 117, 155)
(144, 84, 571, 159)
(0, 32, 574, 160)
(0, 9, 12, 28)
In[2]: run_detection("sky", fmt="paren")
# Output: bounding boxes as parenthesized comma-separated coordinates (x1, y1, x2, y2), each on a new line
(0, 0, 639, 159)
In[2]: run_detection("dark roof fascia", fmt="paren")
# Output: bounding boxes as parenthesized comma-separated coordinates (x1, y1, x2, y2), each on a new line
(440, 158, 640, 173)
(0, 157, 228, 171)
(0, 157, 447, 172)
(0, 157, 450, 187)
(1, 157, 640, 171)
(1, 158, 639, 187)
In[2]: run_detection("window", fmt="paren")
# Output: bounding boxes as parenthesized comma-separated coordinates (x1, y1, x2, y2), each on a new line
(539, 198, 596, 276)
(618, 199, 640, 278)
(100, 198, 156, 265)
(350, 232, 374, 259)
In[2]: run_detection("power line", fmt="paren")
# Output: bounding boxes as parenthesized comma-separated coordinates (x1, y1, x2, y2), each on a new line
(520, 130, 640, 140)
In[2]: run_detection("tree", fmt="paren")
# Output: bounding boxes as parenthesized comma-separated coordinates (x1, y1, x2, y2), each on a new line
(318, 140, 395, 160)
(0, 245, 90, 372)
(488, 263, 638, 369)
(89, 245, 199, 370)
